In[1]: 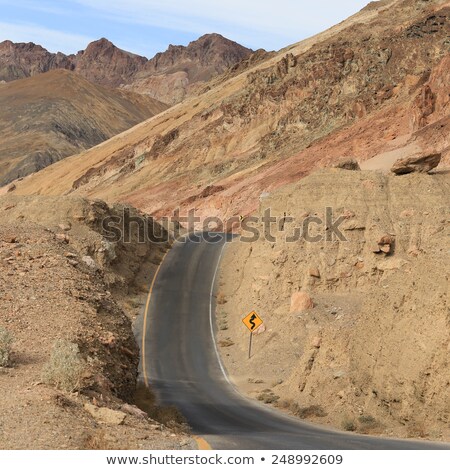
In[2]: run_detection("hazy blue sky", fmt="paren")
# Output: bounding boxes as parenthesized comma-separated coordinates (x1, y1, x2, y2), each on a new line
(0, 0, 371, 57)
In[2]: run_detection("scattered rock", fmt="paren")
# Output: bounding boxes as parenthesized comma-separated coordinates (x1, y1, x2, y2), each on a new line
(333, 370, 346, 379)
(391, 153, 441, 175)
(380, 244, 391, 254)
(309, 266, 321, 278)
(82, 255, 97, 269)
(55, 233, 69, 243)
(290, 291, 314, 312)
(373, 234, 395, 255)
(120, 404, 148, 420)
(84, 404, 126, 425)
(58, 223, 72, 231)
(311, 336, 322, 348)
(378, 235, 395, 245)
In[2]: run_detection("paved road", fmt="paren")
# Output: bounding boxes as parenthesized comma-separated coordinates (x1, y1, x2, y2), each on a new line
(139, 233, 447, 450)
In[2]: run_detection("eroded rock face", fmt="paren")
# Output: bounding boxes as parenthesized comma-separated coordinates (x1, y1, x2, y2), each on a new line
(391, 153, 442, 175)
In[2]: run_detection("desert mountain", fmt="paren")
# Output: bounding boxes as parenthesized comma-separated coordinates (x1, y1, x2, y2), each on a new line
(123, 34, 255, 104)
(13, 0, 450, 221)
(0, 69, 167, 186)
(0, 35, 253, 104)
(71, 38, 148, 88)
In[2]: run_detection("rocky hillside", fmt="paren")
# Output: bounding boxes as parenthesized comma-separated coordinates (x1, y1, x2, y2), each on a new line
(0, 69, 167, 186)
(218, 168, 449, 441)
(12, 0, 450, 221)
(0, 35, 253, 104)
(0, 194, 194, 449)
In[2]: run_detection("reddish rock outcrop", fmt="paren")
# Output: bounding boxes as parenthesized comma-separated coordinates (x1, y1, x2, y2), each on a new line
(391, 153, 442, 175)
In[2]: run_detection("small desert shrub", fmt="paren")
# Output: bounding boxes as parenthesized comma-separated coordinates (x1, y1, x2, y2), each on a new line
(257, 390, 280, 404)
(407, 422, 428, 439)
(358, 415, 381, 434)
(42, 340, 84, 391)
(0, 327, 13, 367)
(342, 418, 357, 432)
(285, 402, 327, 419)
(83, 431, 113, 450)
(134, 383, 190, 433)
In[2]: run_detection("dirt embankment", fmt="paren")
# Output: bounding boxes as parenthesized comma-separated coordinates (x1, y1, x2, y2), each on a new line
(0, 195, 194, 449)
(217, 169, 449, 441)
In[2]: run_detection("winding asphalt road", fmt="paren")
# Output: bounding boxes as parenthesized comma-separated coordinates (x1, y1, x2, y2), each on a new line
(138, 233, 447, 450)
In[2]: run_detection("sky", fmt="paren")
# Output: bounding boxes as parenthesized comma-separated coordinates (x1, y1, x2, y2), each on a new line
(0, 0, 372, 58)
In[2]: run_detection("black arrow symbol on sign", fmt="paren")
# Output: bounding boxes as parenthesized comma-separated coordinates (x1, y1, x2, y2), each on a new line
(249, 313, 257, 330)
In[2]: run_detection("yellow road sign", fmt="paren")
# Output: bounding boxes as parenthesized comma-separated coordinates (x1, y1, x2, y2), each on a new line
(242, 311, 263, 332)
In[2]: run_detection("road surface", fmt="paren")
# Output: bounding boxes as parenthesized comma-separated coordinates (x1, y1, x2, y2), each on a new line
(138, 233, 447, 450)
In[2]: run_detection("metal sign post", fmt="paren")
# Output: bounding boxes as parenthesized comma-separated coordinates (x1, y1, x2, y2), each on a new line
(242, 311, 264, 359)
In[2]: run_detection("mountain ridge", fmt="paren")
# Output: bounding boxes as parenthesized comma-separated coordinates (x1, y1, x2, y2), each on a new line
(0, 34, 253, 103)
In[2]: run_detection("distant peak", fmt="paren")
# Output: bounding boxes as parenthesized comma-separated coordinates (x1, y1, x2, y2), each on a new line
(86, 37, 115, 49)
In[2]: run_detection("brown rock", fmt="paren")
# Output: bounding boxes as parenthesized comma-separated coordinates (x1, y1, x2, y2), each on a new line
(380, 244, 391, 254)
(378, 234, 395, 246)
(82, 256, 97, 269)
(84, 404, 126, 425)
(120, 404, 148, 420)
(58, 223, 72, 231)
(309, 266, 321, 278)
(290, 291, 314, 312)
(391, 153, 441, 175)
(370, 243, 382, 253)
(55, 233, 69, 243)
